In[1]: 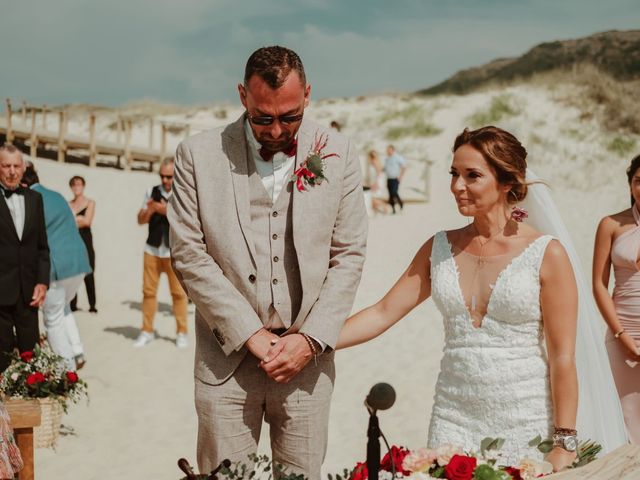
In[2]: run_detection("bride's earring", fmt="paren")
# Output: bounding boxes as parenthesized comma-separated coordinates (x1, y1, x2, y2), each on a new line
(509, 190, 528, 222)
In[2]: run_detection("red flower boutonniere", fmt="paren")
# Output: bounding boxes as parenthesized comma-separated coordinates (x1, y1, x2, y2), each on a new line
(291, 132, 339, 192)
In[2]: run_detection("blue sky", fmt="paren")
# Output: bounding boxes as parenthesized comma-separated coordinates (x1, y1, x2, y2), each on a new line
(1, 0, 638, 106)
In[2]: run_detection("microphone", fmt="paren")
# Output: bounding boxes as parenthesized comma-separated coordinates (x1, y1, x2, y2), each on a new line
(365, 383, 396, 412)
(365, 383, 396, 480)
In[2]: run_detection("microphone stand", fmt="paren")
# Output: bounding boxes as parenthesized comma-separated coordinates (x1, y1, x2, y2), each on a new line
(366, 405, 381, 480)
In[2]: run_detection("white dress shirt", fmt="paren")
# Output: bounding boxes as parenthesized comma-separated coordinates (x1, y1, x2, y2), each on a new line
(244, 122, 327, 351)
(2, 182, 26, 240)
(244, 120, 296, 201)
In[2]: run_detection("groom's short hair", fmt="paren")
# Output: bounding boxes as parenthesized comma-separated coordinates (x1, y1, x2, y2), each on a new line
(244, 46, 306, 89)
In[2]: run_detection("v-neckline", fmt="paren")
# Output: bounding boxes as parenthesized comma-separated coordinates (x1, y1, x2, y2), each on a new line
(444, 232, 547, 329)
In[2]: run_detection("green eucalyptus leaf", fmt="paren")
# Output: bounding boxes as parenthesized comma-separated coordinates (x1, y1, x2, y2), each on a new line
(538, 440, 554, 454)
(528, 435, 542, 447)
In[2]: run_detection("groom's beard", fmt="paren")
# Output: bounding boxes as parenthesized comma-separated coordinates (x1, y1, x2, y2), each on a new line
(256, 133, 294, 152)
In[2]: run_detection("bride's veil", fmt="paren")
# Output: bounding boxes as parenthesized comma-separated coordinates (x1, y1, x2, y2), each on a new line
(522, 169, 628, 452)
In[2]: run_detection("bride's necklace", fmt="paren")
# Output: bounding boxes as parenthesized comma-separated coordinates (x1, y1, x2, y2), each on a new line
(469, 222, 506, 314)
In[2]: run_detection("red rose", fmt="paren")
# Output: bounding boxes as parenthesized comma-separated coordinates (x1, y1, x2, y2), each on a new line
(504, 467, 523, 480)
(20, 351, 34, 362)
(350, 462, 368, 480)
(66, 371, 79, 383)
(443, 454, 477, 480)
(26, 372, 45, 385)
(381, 445, 411, 475)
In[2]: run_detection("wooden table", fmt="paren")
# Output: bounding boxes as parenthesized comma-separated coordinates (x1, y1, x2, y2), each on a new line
(548, 444, 640, 479)
(5, 398, 41, 480)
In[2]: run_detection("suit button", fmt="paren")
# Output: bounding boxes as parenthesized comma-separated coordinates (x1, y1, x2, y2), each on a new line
(273, 256, 279, 262)
(272, 234, 278, 240)
(248, 274, 256, 283)
(272, 211, 278, 217)
(272, 279, 278, 285)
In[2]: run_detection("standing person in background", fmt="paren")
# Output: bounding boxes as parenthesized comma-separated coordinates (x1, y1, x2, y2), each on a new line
(0, 145, 49, 373)
(384, 144, 406, 214)
(68, 175, 97, 313)
(134, 158, 188, 349)
(592, 154, 640, 444)
(366, 150, 389, 215)
(22, 164, 91, 371)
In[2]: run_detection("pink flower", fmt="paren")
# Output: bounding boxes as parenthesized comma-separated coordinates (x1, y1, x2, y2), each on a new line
(435, 444, 463, 466)
(510, 206, 528, 222)
(403, 448, 437, 473)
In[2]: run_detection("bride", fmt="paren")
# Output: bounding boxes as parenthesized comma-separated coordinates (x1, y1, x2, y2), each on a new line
(332, 126, 625, 471)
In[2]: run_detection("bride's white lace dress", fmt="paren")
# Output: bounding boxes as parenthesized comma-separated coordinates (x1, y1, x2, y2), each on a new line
(427, 230, 554, 463)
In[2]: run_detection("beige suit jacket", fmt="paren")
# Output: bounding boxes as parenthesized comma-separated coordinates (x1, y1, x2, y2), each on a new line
(168, 115, 368, 385)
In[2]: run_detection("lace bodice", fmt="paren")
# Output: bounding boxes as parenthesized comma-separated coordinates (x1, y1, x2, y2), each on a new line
(427, 230, 554, 464)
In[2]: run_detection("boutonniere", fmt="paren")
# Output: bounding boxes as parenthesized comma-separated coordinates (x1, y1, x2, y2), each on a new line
(291, 133, 339, 192)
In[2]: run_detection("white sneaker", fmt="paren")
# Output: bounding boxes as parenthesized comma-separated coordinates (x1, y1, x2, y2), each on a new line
(133, 331, 154, 348)
(176, 333, 188, 349)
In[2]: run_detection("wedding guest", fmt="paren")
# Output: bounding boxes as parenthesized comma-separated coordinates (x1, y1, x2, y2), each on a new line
(0, 401, 23, 479)
(384, 144, 406, 214)
(22, 164, 91, 371)
(0, 145, 49, 373)
(133, 157, 188, 349)
(593, 153, 640, 444)
(68, 175, 97, 313)
(366, 150, 389, 215)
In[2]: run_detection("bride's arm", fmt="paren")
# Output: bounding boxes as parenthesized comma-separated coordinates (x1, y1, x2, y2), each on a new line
(335, 237, 434, 349)
(592, 216, 639, 355)
(540, 239, 579, 471)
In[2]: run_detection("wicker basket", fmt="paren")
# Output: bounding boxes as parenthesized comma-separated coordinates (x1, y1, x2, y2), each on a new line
(34, 397, 63, 449)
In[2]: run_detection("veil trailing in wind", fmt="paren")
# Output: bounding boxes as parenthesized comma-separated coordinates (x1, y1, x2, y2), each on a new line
(522, 169, 628, 452)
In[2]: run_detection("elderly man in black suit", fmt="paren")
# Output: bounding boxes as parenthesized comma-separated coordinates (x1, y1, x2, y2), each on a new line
(0, 144, 50, 372)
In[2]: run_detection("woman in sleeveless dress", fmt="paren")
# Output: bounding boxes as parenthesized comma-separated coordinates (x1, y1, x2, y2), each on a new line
(68, 175, 97, 314)
(335, 127, 579, 471)
(592, 154, 640, 444)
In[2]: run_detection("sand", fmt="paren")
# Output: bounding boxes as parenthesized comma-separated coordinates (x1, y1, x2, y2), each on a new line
(14, 83, 636, 478)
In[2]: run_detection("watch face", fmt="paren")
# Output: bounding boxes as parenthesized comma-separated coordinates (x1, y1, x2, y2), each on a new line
(564, 436, 578, 451)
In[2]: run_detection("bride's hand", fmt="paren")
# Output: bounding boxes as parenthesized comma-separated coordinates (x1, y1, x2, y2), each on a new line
(619, 332, 640, 357)
(546, 447, 576, 472)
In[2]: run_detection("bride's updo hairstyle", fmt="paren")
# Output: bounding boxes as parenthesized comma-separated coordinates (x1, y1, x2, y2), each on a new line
(453, 126, 528, 203)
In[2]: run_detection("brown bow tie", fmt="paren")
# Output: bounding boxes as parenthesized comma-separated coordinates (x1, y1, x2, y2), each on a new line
(259, 140, 297, 162)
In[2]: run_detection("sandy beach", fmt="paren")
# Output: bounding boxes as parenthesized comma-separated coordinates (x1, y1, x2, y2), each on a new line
(20, 82, 636, 478)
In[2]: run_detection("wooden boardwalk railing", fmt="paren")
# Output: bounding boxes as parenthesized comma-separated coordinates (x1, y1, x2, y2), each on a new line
(0, 99, 192, 170)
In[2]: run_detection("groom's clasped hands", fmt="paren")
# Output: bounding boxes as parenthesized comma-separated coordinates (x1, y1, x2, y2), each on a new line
(246, 329, 313, 383)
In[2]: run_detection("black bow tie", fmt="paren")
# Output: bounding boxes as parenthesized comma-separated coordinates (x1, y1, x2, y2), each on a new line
(2, 186, 25, 198)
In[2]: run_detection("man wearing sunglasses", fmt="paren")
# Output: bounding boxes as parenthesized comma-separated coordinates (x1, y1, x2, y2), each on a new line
(168, 46, 368, 478)
(134, 157, 188, 349)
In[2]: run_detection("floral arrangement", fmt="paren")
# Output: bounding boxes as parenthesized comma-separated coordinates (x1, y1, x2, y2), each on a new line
(291, 132, 338, 192)
(0, 343, 88, 412)
(338, 437, 602, 480)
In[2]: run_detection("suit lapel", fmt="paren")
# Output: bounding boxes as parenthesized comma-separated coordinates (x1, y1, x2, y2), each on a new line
(22, 189, 37, 241)
(0, 195, 20, 241)
(292, 121, 315, 323)
(224, 116, 257, 264)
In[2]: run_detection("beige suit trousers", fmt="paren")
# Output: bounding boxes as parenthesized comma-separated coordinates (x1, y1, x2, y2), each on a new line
(195, 352, 335, 479)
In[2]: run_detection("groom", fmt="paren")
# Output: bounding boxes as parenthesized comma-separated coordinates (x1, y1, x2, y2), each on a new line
(168, 46, 367, 477)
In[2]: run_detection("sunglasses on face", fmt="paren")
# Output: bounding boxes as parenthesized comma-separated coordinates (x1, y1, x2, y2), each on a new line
(247, 112, 304, 126)
(160, 174, 173, 180)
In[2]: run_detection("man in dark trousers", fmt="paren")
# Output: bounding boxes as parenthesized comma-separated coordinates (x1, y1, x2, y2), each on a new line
(0, 144, 50, 372)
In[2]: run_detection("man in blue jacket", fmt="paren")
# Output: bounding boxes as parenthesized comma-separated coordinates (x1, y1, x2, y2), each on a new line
(23, 164, 91, 370)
